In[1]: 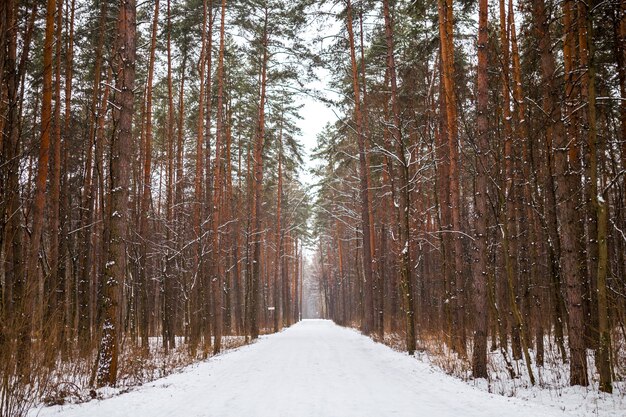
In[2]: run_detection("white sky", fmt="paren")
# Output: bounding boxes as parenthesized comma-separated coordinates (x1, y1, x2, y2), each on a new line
(295, 86, 336, 184)
(294, 4, 343, 193)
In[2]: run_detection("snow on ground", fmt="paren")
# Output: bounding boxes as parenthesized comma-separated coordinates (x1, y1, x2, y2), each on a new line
(396, 332, 625, 416)
(30, 320, 613, 417)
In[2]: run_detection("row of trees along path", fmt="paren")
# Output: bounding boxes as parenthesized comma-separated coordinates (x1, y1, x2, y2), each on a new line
(311, 0, 625, 396)
(0, 1, 310, 414)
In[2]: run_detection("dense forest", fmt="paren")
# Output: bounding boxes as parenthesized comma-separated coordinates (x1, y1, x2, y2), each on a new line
(0, 0, 625, 415)
(1, 0, 312, 414)
(312, 0, 625, 397)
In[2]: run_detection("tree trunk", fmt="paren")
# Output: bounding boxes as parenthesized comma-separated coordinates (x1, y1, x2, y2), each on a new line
(190, 0, 210, 357)
(382, 0, 415, 355)
(46, 0, 63, 350)
(273, 123, 283, 333)
(250, 8, 269, 340)
(346, 0, 375, 336)
(471, 0, 489, 379)
(163, 0, 175, 352)
(532, 0, 568, 362)
(560, 0, 589, 386)
(96, 0, 136, 387)
(139, 0, 159, 353)
(212, 0, 227, 353)
(437, 0, 465, 355)
(27, 0, 56, 345)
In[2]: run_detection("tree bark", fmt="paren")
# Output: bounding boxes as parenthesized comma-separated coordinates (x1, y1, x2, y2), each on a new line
(382, 0, 415, 355)
(471, 0, 489, 379)
(532, 0, 568, 362)
(163, 0, 176, 352)
(250, 8, 269, 340)
(46, 0, 63, 350)
(560, 0, 589, 386)
(139, 0, 159, 352)
(346, 0, 375, 335)
(27, 0, 57, 344)
(212, 0, 227, 353)
(437, 0, 465, 355)
(96, 0, 136, 387)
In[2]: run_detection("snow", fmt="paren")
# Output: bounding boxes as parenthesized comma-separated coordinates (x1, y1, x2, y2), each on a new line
(408, 334, 626, 417)
(31, 320, 597, 417)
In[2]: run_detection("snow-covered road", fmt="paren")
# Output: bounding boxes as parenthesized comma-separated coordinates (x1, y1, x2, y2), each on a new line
(35, 320, 564, 417)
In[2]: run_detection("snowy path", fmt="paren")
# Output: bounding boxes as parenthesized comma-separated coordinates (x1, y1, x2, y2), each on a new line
(35, 320, 564, 417)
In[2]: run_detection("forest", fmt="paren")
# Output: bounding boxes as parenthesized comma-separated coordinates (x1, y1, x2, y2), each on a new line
(0, 0, 625, 415)
(311, 0, 626, 398)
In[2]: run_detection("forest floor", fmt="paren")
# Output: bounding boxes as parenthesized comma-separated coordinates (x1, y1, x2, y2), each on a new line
(28, 319, 615, 417)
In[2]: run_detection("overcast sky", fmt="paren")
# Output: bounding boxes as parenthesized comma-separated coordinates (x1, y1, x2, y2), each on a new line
(295, 87, 336, 182)
(294, 4, 343, 193)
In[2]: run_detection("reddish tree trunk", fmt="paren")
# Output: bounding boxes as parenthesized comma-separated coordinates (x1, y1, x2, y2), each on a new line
(212, 0, 227, 353)
(471, 0, 489, 379)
